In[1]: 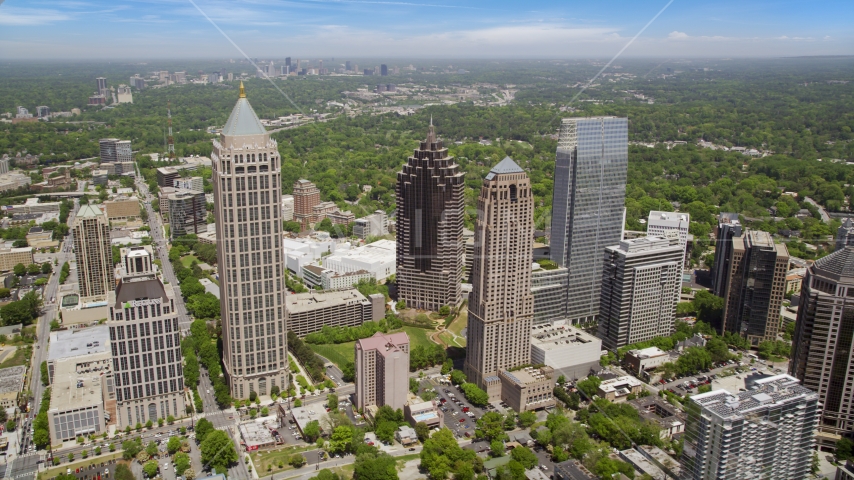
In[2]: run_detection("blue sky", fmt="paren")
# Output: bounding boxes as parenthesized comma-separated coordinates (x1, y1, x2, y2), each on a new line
(0, 0, 852, 59)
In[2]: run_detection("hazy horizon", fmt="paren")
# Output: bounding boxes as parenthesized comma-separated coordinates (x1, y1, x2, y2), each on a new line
(1, 0, 852, 60)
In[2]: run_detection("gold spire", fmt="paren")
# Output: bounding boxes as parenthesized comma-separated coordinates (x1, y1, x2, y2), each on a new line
(239, 81, 246, 98)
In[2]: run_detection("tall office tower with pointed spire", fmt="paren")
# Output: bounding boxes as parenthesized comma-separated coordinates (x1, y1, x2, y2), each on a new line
(464, 157, 535, 395)
(73, 204, 114, 300)
(550, 117, 628, 325)
(396, 120, 465, 311)
(212, 83, 288, 398)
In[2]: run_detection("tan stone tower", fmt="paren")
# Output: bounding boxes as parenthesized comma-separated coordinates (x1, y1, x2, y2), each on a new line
(464, 157, 535, 396)
(73, 204, 113, 300)
(211, 83, 288, 399)
(395, 121, 465, 311)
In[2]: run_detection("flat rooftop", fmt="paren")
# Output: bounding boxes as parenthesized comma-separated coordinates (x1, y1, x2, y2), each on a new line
(598, 375, 643, 394)
(286, 289, 368, 314)
(290, 406, 330, 434)
(531, 323, 601, 351)
(691, 374, 816, 420)
(0, 366, 26, 395)
(49, 351, 111, 411)
(238, 421, 276, 448)
(48, 325, 110, 361)
(500, 367, 551, 387)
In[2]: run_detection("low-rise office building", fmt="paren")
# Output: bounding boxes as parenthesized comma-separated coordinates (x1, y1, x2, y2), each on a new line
(353, 210, 389, 239)
(6, 198, 61, 215)
(404, 399, 444, 429)
(0, 247, 33, 272)
(301, 266, 373, 291)
(0, 366, 25, 410)
(554, 460, 598, 480)
(327, 210, 355, 226)
(624, 346, 670, 375)
(498, 366, 556, 412)
(47, 352, 113, 444)
(167, 190, 206, 238)
(104, 197, 140, 221)
(530, 322, 601, 381)
(596, 375, 643, 402)
(322, 239, 396, 281)
(285, 289, 385, 337)
(627, 395, 685, 439)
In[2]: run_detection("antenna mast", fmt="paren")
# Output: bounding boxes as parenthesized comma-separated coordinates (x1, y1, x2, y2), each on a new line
(167, 100, 175, 160)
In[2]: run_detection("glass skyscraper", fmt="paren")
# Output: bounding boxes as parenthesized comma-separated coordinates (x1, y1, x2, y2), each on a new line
(550, 117, 628, 324)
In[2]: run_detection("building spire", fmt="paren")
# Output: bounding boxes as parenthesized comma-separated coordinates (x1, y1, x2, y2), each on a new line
(426, 117, 436, 144)
(239, 81, 246, 98)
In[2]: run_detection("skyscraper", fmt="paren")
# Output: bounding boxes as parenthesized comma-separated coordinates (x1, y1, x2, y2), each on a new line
(722, 230, 789, 345)
(73, 205, 113, 300)
(380, 64, 388, 76)
(108, 246, 186, 428)
(345, 61, 352, 71)
(396, 122, 464, 311)
(99, 138, 133, 164)
(646, 211, 689, 265)
(96, 77, 107, 96)
(680, 374, 819, 480)
(711, 212, 742, 300)
(464, 157, 534, 395)
(597, 234, 683, 349)
(293, 179, 320, 231)
(211, 83, 288, 399)
(836, 218, 854, 251)
(354, 332, 410, 411)
(549, 117, 628, 325)
(790, 246, 854, 450)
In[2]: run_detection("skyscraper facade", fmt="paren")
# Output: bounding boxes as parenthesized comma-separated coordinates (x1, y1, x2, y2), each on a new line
(354, 331, 410, 411)
(99, 138, 133, 164)
(711, 212, 742, 301)
(108, 246, 186, 428)
(680, 374, 819, 480)
(293, 179, 320, 230)
(722, 230, 789, 345)
(73, 205, 114, 300)
(646, 210, 689, 265)
(597, 234, 683, 350)
(549, 117, 628, 325)
(396, 123, 464, 311)
(97, 77, 107, 96)
(836, 218, 854, 251)
(790, 246, 854, 450)
(380, 64, 388, 76)
(464, 157, 534, 395)
(212, 83, 288, 398)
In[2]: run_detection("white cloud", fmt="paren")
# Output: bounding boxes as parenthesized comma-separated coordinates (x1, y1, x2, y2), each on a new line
(668, 31, 689, 40)
(0, 6, 71, 25)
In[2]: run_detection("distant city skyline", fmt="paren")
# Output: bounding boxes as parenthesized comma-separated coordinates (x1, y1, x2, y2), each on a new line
(0, 0, 851, 59)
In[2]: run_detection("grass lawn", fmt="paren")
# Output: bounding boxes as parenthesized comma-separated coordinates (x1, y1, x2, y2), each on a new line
(394, 453, 421, 467)
(309, 342, 355, 368)
(447, 309, 468, 337)
(0, 345, 31, 369)
(180, 255, 200, 268)
(438, 331, 465, 348)
(401, 326, 435, 349)
(253, 445, 316, 475)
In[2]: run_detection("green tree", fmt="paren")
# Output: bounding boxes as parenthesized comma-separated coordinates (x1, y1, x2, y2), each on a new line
(122, 439, 142, 460)
(476, 412, 508, 442)
(200, 430, 238, 474)
(195, 418, 214, 443)
(517, 411, 537, 429)
(5, 420, 15, 431)
(327, 394, 338, 412)
(353, 451, 398, 480)
(837, 438, 854, 461)
(13, 263, 25, 276)
(510, 446, 538, 470)
(329, 425, 354, 454)
(490, 440, 504, 457)
(143, 461, 159, 478)
(26, 263, 41, 275)
(415, 422, 431, 442)
(114, 464, 135, 480)
(175, 452, 191, 475)
(303, 420, 321, 442)
(40, 361, 49, 385)
(41, 262, 52, 274)
(167, 435, 182, 454)
(146, 441, 158, 457)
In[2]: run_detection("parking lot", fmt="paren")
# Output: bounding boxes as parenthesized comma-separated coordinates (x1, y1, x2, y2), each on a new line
(419, 378, 488, 439)
(58, 458, 116, 480)
(656, 355, 790, 395)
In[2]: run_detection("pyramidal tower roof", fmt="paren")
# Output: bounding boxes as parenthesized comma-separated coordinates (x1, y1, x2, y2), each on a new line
(222, 82, 267, 137)
(77, 204, 105, 219)
(814, 246, 854, 278)
(485, 156, 524, 180)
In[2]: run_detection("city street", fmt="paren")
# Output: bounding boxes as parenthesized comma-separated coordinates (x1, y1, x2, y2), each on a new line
(7, 199, 80, 480)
